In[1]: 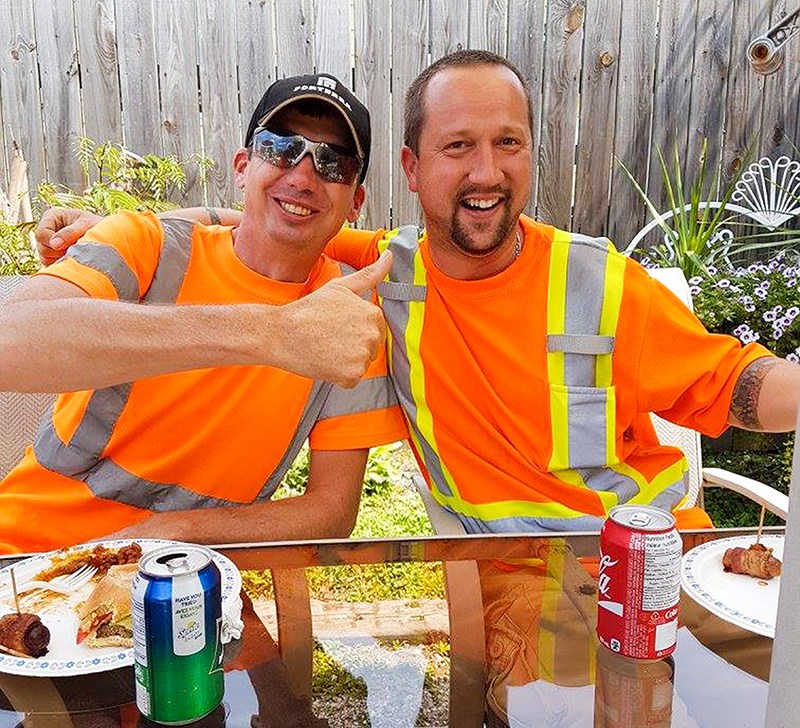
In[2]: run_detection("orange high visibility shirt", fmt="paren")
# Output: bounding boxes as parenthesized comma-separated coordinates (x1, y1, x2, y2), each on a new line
(0, 212, 406, 553)
(326, 218, 771, 530)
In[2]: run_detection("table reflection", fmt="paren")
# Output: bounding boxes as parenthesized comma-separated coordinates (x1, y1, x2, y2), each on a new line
(0, 530, 781, 727)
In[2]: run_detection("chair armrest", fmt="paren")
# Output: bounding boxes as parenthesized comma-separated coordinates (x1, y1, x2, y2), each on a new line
(702, 467, 789, 519)
(412, 473, 467, 535)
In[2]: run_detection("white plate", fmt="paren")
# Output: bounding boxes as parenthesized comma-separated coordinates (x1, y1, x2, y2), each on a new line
(0, 539, 241, 677)
(681, 534, 783, 638)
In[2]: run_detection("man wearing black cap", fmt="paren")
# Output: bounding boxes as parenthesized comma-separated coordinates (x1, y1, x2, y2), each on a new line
(0, 73, 407, 554)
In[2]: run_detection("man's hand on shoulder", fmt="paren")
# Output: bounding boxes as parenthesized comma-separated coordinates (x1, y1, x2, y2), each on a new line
(36, 208, 102, 265)
(273, 250, 393, 388)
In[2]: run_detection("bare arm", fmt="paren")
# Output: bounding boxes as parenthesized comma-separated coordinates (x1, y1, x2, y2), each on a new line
(0, 253, 392, 391)
(105, 448, 369, 542)
(728, 357, 800, 431)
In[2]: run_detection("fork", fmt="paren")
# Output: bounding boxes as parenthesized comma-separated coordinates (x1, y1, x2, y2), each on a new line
(15, 564, 99, 595)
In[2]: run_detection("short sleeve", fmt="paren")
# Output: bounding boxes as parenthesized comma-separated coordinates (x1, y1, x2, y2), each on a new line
(36, 210, 164, 302)
(325, 227, 384, 269)
(632, 268, 773, 436)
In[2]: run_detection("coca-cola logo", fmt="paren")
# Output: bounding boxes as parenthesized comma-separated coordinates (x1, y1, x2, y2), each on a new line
(598, 551, 618, 598)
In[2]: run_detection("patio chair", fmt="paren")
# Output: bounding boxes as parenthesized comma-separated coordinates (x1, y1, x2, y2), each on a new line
(0, 275, 56, 478)
(0, 275, 314, 698)
(413, 264, 788, 728)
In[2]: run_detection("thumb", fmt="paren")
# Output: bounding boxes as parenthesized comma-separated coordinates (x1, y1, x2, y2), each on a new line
(337, 249, 393, 295)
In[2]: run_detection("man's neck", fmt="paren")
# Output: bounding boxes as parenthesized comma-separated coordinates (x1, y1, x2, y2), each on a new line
(232, 222, 322, 283)
(426, 224, 522, 281)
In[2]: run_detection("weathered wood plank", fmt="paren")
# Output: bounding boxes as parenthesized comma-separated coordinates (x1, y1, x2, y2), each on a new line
(354, 0, 392, 230)
(468, 0, 507, 54)
(1, 0, 47, 192)
(315, 0, 350, 82)
(430, 0, 468, 58)
(572, 0, 623, 236)
(390, 0, 429, 228)
(647, 0, 698, 211)
(721, 0, 768, 183)
(275, 0, 315, 77)
(116, 0, 161, 155)
(606, 0, 659, 249)
(31, 0, 82, 189)
(236, 0, 276, 132)
(684, 0, 734, 193)
(197, 0, 240, 205)
(74, 0, 122, 152)
(506, 0, 547, 217)
(758, 1, 800, 160)
(536, 0, 585, 229)
(154, 0, 204, 204)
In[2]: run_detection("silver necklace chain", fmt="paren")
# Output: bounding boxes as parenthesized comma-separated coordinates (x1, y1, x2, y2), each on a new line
(514, 227, 523, 258)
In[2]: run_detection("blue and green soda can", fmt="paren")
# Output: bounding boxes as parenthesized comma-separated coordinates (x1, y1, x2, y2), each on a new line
(132, 545, 224, 724)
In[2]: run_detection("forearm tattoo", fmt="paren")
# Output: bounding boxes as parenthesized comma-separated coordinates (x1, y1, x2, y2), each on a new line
(730, 357, 780, 429)
(205, 207, 222, 225)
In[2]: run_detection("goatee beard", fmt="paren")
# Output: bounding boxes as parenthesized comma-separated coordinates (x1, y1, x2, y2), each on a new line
(450, 203, 517, 257)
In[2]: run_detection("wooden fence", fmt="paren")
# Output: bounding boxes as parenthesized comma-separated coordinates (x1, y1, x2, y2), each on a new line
(1, 0, 797, 247)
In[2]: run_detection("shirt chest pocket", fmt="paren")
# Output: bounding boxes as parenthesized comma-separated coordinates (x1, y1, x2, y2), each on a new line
(546, 383, 619, 471)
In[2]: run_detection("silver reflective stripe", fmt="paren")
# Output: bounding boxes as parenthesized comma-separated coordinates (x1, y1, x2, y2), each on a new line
(547, 334, 614, 354)
(65, 242, 139, 301)
(33, 384, 132, 475)
(561, 237, 613, 466)
(257, 380, 332, 499)
(145, 218, 195, 302)
(377, 281, 427, 301)
(578, 467, 639, 503)
(80, 460, 243, 511)
(380, 227, 454, 498)
(650, 475, 689, 511)
(317, 376, 398, 420)
(457, 512, 606, 534)
(562, 238, 609, 387)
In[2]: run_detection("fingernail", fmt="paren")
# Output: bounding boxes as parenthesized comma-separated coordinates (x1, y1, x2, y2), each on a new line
(51, 236, 63, 248)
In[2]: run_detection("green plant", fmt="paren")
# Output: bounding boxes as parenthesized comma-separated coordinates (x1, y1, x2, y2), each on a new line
(0, 218, 40, 275)
(38, 137, 213, 215)
(703, 434, 794, 527)
(620, 141, 798, 278)
(280, 443, 401, 498)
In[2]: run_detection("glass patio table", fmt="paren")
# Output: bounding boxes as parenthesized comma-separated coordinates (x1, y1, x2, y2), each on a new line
(0, 527, 783, 727)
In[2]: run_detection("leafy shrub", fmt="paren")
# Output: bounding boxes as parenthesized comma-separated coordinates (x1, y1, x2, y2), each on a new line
(703, 434, 794, 527)
(38, 137, 212, 215)
(0, 218, 40, 275)
(281, 443, 400, 498)
(688, 251, 800, 361)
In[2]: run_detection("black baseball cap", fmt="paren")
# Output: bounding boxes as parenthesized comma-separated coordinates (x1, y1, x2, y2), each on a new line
(244, 73, 371, 183)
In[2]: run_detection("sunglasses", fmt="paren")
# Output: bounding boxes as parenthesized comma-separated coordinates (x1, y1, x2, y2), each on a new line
(250, 127, 364, 185)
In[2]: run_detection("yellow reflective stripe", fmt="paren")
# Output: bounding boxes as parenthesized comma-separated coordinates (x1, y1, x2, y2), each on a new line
(538, 543, 565, 679)
(596, 247, 625, 387)
(547, 230, 572, 471)
(552, 469, 620, 511)
(622, 459, 688, 505)
(402, 242, 463, 501)
(377, 230, 397, 368)
(431, 487, 588, 521)
(605, 386, 617, 464)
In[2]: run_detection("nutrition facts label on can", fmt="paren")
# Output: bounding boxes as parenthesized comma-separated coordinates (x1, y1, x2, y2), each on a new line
(642, 531, 682, 610)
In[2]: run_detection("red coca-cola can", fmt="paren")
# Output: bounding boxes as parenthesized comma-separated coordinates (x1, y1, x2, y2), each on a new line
(597, 505, 682, 659)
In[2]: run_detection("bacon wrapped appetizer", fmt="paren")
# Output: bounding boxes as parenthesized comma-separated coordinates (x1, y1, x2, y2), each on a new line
(722, 542, 782, 580)
(0, 612, 50, 657)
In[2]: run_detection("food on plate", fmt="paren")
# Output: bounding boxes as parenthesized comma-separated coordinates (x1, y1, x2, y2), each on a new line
(76, 563, 138, 648)
(35, 542, 143, 582)
(0, 612, 51, 657)
(722, 542, 782, 580)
